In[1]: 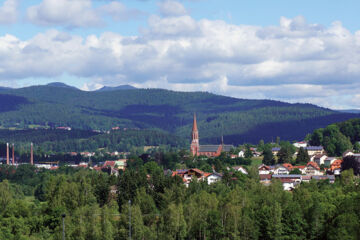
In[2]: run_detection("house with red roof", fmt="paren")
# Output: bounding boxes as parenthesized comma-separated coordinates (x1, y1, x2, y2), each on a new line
(329, 159, 343, 175)
(258, 164, 271, 175)
(172, 168, 212, 186)
(305, 161, 323, 175)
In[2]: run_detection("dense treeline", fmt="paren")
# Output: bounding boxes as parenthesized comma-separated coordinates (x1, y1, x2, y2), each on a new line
(309, 118, 360, 156)
(1, 85, 359, 144)
(0, 129, 186, 153)
(0, 162, 359, 240)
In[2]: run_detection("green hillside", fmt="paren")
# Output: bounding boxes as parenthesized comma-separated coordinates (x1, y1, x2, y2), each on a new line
(0, 85, 358, 145)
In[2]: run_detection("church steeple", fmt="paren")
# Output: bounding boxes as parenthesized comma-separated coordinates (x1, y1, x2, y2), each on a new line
(190, 113, 199, 156)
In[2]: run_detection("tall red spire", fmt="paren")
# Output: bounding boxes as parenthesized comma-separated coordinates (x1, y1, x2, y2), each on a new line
(192, 113, 198, 132)
(190, 113, 199, 156)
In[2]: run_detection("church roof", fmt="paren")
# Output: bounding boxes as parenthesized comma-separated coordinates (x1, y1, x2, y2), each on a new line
(199, 145, 233, 152)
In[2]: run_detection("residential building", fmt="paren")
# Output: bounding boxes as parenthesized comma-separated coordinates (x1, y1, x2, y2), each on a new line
(232, 166, 248, 175)
(293, 141, 308, 148)
(305, 162, 323, 175)
(206, 172, 223, 185)
(305, 146, 324, 156)
(258, 164, 271, 175)
(312, 154, 328, 166)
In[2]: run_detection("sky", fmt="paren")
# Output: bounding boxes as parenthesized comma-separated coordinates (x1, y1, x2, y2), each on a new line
(1, 0, 360, 109)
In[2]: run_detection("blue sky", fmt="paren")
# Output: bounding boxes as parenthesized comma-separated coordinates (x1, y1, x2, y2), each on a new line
(1, 0, 360, 109)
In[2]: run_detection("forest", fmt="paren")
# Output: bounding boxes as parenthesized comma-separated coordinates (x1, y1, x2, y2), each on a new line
(0, 129, 186, 154)
(309, 118, 360, 156)
(0, 84, 359, 144)
(0, 161, 359, 240)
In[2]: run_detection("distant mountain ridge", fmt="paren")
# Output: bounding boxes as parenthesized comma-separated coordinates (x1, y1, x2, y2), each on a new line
(96, 85, 137, 91)
(0, 84, 358, 144)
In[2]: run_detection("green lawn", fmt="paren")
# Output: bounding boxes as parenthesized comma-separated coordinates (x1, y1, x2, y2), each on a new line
(251, 157, 263, 166)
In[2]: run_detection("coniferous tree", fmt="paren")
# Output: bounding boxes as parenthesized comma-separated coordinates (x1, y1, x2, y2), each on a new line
(296, 147, 310, 165)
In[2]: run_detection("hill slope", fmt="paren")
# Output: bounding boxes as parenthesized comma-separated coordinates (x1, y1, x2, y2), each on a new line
(0, 85, 358, 144)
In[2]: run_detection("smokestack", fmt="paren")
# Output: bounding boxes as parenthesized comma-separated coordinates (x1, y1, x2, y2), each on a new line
(30, 142, 34, 165)
(12, 143, 15, 165)
(6, 143, 9, 165)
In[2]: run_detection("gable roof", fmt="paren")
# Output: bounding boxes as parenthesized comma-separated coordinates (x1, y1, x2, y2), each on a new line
(258, 164, 270, 170)
(307, 161, 320, 170)
(103, 161, 116, 167)
(282, 163, 293, 171)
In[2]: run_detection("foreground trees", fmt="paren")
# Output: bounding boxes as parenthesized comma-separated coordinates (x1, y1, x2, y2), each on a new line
(0, 164, 360, 239)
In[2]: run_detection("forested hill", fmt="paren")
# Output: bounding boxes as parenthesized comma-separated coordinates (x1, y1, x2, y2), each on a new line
(0, 85, 358, 144)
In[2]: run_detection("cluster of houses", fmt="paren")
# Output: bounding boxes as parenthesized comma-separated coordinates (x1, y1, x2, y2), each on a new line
(258, 161, 340, 191)
(171, 166, 248, 187)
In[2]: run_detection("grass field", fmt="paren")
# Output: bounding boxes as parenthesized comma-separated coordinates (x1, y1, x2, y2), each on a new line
(251, 157, 263, 166)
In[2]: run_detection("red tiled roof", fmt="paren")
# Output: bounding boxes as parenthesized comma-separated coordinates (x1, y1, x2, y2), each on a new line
(307, 161, 320, 170)
(258, 165, 270, 170)
(283, 163, 293, 170)
(103, 161, 116, 167)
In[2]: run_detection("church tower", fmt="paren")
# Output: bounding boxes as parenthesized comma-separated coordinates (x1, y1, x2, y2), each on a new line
(190, 113, 199, 156)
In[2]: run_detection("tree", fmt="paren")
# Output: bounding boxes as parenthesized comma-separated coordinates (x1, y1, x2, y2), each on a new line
(289, 168, 302, 175)
(342, 156, 360, 175)
(277, 147, 293, 164)
(244, 145, 253, 159)
(162, 203, 187, 240)
(296, 147, 310, 164)
(262, 147, 274, 166)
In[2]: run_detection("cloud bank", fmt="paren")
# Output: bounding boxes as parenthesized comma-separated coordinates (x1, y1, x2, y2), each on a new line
(0, 0, 18, 24)
(2, 1, 360, 109)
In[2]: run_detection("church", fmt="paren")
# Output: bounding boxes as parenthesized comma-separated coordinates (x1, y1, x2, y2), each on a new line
(190, 114, 233, 157)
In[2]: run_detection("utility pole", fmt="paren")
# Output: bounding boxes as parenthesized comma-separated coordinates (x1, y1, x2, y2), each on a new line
(129, 200, 131, 240)
(62, 213, 66, 240)
(12, 143, 15, 165)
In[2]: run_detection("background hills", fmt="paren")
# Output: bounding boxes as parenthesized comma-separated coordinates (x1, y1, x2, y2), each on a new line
(0, 83, 359, 148)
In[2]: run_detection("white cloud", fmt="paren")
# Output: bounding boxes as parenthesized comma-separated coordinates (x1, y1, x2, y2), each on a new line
(99, 1, 145, 21)
(26, 0, 143, 28)
(2, 15, 360, 108)
(158, 0, 188, 17)
(27, 0, 102, 28)
(0, 0, 18, 24)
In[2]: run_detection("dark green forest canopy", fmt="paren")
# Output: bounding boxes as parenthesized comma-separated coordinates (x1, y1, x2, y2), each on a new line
(0, 163, 359, 240)
(0, 129, 186, 153)
(309, 118, 360, 156)
(0, 85, 359, 144)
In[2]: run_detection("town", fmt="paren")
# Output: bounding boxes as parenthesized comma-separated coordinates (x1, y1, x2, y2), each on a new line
(1, 114, 359, 192)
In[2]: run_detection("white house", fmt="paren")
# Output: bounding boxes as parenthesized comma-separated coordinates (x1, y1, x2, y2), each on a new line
(280, 179, 295, 191)
(306, 146, 324, 156)
(207, 172, 223, 185)
(232, 166, 248, 175)
(293, 141, 307, 148)
(258, 164, 271, 175)
(273, 165, 290, 175)
(312, 154, 328, 166)
(238, 150, 245, 158)
(305, 162, 323, 175)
